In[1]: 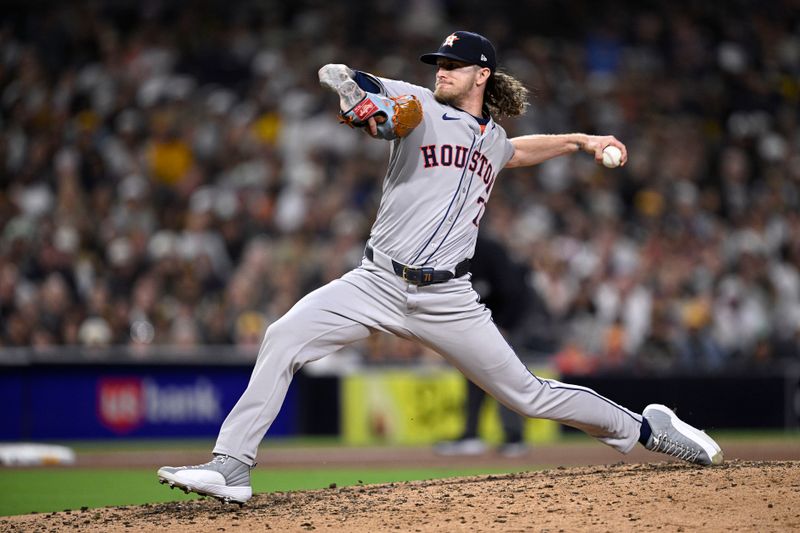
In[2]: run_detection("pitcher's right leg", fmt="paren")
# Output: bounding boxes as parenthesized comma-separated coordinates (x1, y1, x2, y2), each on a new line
(158, 265, 407, 503)
(214, 268, 405, 464)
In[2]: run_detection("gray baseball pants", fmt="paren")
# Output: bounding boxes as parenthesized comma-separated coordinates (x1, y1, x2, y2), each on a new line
(214, 258, 643, 465)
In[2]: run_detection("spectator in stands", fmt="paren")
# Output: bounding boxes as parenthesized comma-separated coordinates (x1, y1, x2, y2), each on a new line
(0, 1, 798, 374)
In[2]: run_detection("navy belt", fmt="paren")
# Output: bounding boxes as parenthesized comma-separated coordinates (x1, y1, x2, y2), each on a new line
(365, 246, 470, 286)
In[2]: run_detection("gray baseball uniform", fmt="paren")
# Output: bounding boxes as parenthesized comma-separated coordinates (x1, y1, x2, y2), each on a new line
(213, 73, 643, 465)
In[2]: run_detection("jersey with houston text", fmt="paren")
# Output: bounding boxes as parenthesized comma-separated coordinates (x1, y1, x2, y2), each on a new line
(364, 74, 515, 270)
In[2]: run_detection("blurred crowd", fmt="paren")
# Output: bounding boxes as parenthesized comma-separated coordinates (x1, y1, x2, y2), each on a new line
(1, 1, 799, 374)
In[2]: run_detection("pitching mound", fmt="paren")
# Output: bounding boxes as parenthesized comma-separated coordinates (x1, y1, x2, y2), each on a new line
(2, 460, 798, 532)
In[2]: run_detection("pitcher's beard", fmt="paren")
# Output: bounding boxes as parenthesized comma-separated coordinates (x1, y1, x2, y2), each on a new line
(434, 88, 458, 107)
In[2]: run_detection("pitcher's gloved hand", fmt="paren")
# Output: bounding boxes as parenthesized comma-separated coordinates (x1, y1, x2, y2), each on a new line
(339, 92, 423, 140)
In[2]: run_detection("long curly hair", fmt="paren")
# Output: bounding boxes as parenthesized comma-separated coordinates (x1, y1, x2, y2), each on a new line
(485, 70, 529, 118)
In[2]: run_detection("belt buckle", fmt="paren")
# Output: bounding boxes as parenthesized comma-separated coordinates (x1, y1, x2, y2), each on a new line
(402, 265, 435, 285)
(401, 265, 414, 283)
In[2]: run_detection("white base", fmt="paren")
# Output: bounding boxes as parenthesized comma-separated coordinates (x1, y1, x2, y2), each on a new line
(0, 443, 76, 466)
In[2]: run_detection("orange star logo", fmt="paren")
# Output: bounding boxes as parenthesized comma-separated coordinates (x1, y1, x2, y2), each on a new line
(442, 33, 459, 47)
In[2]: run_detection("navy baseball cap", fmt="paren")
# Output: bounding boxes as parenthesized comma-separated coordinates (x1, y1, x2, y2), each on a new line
(420, 31, 497, 72)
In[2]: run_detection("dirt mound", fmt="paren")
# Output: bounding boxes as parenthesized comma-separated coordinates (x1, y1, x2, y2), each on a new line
(2, 460, 798, 532)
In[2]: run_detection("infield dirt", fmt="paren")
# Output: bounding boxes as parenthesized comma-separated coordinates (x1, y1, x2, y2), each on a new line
(2, 459, 798, 532)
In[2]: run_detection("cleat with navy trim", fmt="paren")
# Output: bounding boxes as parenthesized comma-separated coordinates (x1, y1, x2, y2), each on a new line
(642, 404, 723, 466)
(157, 455, 253, 504)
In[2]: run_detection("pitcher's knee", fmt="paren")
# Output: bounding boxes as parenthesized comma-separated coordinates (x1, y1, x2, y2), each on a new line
(264, 313, 310, 345)
(257, 317, 309, 364)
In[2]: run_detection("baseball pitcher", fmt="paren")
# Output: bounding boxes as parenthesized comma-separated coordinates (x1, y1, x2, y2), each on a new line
(158, 31, 723, 505)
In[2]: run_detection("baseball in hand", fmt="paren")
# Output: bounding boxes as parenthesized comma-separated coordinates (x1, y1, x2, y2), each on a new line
(602, 145, 623, 168)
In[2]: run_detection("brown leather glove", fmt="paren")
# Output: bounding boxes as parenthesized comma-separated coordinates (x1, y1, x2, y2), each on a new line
(339, 93, 423, 140)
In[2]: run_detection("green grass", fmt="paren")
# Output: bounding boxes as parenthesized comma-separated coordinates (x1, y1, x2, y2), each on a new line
(53, 429, 799, 454)
(55, 436, 401, 453)
(0, 466, 519, 517)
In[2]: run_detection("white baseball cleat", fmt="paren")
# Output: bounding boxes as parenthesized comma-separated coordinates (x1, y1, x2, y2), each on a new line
(642, 404, 723, 466)
(157, 455, 253, 504)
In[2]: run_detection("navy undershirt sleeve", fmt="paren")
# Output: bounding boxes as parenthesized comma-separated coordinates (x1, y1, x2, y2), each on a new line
(354, 71, 382, 93)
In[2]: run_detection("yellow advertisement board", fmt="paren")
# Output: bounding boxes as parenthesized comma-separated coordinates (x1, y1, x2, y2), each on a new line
(342, 366, 559, 445)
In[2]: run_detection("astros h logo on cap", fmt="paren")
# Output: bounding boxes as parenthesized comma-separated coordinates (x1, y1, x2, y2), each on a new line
(420, 31, 497, 72)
